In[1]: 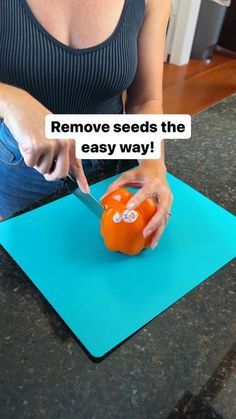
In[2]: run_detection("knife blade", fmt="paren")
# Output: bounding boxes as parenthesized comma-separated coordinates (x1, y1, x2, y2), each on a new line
(65, 173, 104, 219)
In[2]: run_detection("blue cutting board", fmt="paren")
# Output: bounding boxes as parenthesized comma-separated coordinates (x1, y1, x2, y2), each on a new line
(0, 173, 235, 358)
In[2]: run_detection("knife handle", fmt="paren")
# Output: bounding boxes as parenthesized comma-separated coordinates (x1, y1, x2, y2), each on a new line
(67, 172, 77, 183)
(52, 155, 77, 189)
(63, 173, 78, 191)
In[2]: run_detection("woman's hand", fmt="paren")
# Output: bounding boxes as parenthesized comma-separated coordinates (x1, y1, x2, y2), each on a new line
(104, 161, 173, 249)
(0, 84, 89, 192)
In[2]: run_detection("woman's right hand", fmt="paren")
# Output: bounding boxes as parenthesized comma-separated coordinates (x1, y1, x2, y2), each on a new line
(0, 84, 89, 193)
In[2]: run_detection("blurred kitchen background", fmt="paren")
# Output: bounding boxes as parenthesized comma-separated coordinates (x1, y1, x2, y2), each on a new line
(163, 0, 236, 114)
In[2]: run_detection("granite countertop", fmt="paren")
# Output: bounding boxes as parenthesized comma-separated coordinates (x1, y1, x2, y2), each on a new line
(0, 96, 235, 419)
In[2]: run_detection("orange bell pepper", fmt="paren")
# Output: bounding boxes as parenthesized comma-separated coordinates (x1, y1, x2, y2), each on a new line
(101, 187, 157, 255)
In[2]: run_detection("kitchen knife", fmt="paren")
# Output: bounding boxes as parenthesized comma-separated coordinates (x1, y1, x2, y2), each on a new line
(65, 173, 104, 219)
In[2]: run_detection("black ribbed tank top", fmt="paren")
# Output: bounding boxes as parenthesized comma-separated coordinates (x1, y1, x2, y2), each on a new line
(0, 0, 145, 114)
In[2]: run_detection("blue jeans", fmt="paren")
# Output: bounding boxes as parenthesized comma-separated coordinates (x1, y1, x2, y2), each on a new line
(0, 121, 106, 219)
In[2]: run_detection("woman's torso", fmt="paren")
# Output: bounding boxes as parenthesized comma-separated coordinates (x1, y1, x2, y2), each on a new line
(0, 0, 145, 114)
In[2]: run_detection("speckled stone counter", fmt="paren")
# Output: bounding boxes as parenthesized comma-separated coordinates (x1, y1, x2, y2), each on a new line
(0, 96, 235, 419)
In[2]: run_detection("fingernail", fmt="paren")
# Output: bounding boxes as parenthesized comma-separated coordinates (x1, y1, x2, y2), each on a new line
(151, 241, 158, 250)
(143, 229, 152, 238)
(126, 202, 135, 210)
(78, 181, 90, 193)
(79, 184, 87, 194)
(85, 184, 90, 194)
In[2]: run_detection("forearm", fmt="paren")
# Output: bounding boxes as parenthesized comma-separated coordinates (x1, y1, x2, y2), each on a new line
(126, 99, 166, 175)
(0, 82, 28, 120)
(0, 82, 15, 118)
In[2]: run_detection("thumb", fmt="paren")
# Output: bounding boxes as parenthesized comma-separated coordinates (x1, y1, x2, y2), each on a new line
(100, 171, 138, 200)
(105, 173, 131, 193)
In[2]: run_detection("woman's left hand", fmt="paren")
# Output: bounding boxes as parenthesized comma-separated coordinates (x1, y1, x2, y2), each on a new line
(103, 161, 173, 249)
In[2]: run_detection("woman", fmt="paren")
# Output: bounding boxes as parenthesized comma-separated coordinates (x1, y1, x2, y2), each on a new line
(0, 0, 172, 249)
